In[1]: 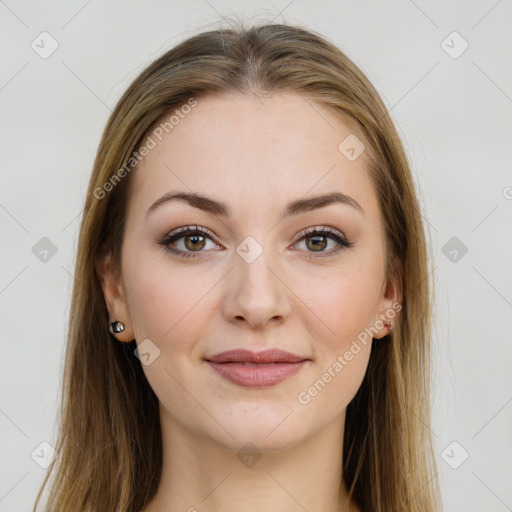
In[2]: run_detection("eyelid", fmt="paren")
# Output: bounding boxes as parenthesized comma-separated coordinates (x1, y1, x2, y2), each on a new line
(291, 226, 354, 258)
(163, 225, 221, 245)
(156, 225, 221, 259)
(294, 225, 350, 244)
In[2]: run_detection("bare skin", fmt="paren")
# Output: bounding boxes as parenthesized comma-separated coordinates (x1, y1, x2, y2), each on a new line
(98, 92, 399, 512)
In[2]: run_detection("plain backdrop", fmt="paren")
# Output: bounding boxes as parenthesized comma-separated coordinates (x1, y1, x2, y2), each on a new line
(1, 1, 511, 511)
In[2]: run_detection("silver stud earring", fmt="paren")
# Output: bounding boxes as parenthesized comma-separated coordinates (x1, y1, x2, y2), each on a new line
(384, 320, 393, 331)
(109, 321, 125, 335)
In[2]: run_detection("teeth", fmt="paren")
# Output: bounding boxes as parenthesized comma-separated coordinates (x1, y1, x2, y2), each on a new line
(243, 362, 276, 366)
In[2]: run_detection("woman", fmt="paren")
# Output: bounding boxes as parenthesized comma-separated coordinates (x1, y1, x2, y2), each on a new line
(34, 21, 441, 512)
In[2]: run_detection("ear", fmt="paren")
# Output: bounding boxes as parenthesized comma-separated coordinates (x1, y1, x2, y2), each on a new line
(95, 252, 135, 342)
(373, 269, 402, 340)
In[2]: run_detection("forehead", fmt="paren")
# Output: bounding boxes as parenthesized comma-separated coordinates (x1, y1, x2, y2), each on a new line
(129, 92, 380, 223)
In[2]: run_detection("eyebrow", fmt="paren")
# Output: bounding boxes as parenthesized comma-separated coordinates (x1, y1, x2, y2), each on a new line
(147, 190, 365, 218)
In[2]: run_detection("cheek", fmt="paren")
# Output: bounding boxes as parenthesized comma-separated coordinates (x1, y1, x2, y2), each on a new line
(294, 257, 384, 348)
(123, 251, 217, 342)
(291, 255, 381, 408)
(296, 274, 374, 417)
(121, 256, 219, 421)
(299, 343, 371, 422)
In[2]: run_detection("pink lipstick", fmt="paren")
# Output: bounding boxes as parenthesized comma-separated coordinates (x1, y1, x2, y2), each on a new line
(205, 349, 309, 388)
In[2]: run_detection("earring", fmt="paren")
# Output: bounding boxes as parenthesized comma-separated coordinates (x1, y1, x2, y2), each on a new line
(109, 321, 125, 335)
(383, 321, 393, 332)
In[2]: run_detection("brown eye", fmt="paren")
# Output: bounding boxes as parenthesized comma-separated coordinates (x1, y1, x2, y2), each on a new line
(184, 235, 206, 251)
(294, 226, 353, 257)
(305, 235, 328, 252)
(158, 226, 221, 259)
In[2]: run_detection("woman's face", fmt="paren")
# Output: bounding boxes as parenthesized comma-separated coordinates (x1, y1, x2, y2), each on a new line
(102, 92, 398, 451)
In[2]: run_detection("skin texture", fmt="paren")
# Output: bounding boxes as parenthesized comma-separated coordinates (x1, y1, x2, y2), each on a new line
(98, 92, 398, 512)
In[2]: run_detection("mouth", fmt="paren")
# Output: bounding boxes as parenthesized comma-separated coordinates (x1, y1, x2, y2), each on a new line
(205, 349, 311, 388)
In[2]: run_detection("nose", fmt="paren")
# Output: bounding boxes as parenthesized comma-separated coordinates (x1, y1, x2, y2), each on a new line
(221, 244, 292, 330)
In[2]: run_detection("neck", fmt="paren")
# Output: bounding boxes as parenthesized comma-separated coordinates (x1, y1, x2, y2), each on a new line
(142, 406, 359, 512)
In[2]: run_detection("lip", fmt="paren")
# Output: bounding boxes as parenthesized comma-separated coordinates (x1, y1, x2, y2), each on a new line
(205, 349, 310, 388)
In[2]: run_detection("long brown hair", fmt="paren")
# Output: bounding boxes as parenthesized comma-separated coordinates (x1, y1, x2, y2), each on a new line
(34, 20, 441, 512)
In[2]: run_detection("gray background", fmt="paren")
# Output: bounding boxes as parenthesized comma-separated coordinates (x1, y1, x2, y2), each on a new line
(1, 1, 511, 510)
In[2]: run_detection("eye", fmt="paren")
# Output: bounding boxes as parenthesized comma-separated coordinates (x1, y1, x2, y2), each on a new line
(157, 225, 221, 259)
(293, 226, 353, 257)
(157, 225, 353, 259)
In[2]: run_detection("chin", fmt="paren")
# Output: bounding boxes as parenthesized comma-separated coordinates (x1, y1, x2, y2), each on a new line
(204, 399, 313, 453)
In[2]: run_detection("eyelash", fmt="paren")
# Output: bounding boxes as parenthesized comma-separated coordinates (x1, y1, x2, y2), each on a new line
(157, 225, 354, 259)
